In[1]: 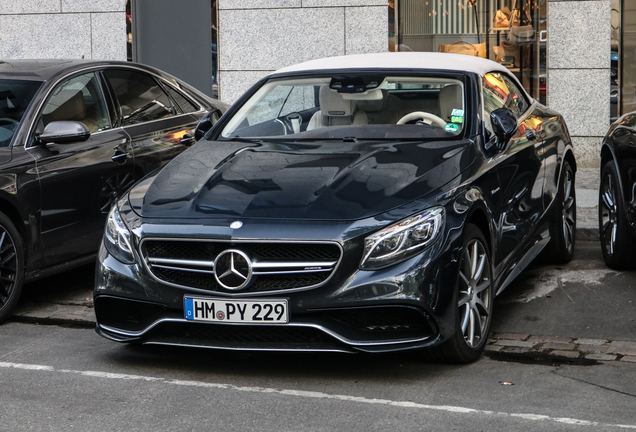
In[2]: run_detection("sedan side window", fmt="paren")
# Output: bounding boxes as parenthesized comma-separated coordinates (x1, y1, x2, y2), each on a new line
(104, 69, 175, 126)
(37, 73, 111, 134)
(163, 84, 199, 114)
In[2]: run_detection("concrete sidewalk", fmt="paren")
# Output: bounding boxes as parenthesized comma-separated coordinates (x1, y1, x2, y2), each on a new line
(9, 166, 602, 329)
(576, 167, 600, 241)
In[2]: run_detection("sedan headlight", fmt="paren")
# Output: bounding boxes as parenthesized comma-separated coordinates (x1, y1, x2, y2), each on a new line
(104, 205, 135, 264)
(360, 207, 445, 270)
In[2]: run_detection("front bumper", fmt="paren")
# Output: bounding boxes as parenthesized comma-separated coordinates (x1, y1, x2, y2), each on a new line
(94, 224, 461, 353)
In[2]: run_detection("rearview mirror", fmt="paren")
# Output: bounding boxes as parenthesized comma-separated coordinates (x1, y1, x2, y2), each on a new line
(490, 108, 518, 150)
(194, 109, 222, 141)
(38, 121, 91, 144)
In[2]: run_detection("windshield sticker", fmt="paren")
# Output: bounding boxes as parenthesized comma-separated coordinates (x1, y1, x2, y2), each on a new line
(451, 109, 464, 116)
(444, 123, 460, 133)
(451, 116, 464, 124)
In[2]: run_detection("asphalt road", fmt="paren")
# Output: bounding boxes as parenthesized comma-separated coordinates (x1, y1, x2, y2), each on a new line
(1, 240, 635, 430)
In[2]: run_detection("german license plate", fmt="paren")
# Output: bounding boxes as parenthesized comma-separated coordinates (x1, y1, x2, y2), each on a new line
(184, 296, 288, 324)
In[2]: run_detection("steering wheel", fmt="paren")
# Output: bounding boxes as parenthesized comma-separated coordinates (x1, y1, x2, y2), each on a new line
(397, 112, 447, 127)
(0, 118, 18, 125)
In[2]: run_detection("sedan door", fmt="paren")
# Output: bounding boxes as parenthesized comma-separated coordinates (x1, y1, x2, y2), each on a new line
(102, 68, 204, 176)
(482, 72, 547, 276)
(29, 71, 135, 267)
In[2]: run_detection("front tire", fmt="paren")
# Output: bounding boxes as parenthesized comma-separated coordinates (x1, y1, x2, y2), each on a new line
(0, 212, 24, 323)
(425, 224, 493, 364)
(599, 160, 636, 269)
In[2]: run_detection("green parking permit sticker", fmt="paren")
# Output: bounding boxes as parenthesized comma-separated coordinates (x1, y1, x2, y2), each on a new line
(444, 123, 460, 133)
(451, 116, 464, 123)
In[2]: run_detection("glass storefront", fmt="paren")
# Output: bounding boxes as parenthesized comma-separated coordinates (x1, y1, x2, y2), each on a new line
(618, 0, 636, 119)
(390, 0, 547, 104)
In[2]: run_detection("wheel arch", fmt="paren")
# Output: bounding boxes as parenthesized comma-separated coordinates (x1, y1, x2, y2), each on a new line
(465, 205, 492, 256)
(0, 195, 30, 264)
(599, 143, 629, 204)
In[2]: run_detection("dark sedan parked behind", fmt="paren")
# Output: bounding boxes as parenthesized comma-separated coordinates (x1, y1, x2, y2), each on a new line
(599, 112, 636, 269)
(0, 59, 226, 322)
(95, 53, 575, 363)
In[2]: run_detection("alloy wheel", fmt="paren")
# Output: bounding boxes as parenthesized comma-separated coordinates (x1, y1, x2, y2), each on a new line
(457, 239, 492, 348)
(0, 228, 18, 310)
(600, 171, 618, 255)
(561, 168, 576, 254)
(100, 172, 135, 213)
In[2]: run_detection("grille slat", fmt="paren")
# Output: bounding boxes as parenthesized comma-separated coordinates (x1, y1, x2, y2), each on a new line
(142, 240, 341, 294)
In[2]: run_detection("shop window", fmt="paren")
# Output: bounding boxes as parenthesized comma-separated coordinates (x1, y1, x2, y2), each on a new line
(390, 0, 547, 103)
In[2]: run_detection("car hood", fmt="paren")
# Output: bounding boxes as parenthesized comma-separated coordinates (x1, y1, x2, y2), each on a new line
(129, 139, 475, 221)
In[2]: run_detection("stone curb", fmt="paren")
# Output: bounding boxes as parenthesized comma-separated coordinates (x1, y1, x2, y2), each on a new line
(489, 333, 636, 363)
(10, 302, 95, 329)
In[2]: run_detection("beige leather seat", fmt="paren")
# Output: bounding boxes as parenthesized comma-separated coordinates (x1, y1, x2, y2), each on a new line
(438, 84, 463, 122)
(42, 89, 98, 132)
(307, 86, 367, 130)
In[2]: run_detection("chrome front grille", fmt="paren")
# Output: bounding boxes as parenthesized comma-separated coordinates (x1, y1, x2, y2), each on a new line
(140, 240, 342, 295)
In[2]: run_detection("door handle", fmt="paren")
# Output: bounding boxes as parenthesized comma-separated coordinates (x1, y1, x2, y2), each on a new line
(180, 134, 195, 146)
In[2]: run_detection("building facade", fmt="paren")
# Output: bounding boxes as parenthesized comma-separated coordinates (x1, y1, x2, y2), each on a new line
(0, 0, 615, 167)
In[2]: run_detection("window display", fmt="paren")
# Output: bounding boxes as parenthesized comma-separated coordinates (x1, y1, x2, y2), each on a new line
(390, 0, 547, 104)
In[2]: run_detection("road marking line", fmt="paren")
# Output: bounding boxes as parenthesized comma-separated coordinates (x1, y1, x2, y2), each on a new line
(1, 361, 635, 429)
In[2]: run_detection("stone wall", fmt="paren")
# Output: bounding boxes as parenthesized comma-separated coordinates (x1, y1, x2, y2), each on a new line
(547, 0, 611, 168)
(217, 0, 388, 103)
(0, 0, 126, 61)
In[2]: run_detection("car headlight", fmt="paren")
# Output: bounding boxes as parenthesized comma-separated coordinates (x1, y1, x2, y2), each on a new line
(104, 205, 135, 264)
(360, 207, 445, 270)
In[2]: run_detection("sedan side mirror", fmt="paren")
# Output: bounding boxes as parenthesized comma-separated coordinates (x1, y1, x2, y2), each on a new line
(194, 109, 222, 141)
(38, 121, 91, 144)
(490, 108, 518, 150)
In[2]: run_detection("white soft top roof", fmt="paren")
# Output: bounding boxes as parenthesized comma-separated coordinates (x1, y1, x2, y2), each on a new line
(272, 52, 510, 78)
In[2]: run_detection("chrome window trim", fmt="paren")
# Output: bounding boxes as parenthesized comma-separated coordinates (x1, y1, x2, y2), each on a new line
(139, 237, 343, 298)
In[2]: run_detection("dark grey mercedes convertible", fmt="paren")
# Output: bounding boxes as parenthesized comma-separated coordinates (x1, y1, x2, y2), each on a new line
(94, 53, 575, 363)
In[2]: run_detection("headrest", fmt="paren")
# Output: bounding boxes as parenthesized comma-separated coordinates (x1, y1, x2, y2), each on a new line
(438, 84, 463, 121)
(319, 86, 355, 117)
(47, 90, 86, 122)
(356, 99, 385, 112)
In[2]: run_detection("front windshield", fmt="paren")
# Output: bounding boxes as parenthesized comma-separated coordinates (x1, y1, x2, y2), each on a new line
(0, 79, 42, 146)
(220, 74, 465, 141)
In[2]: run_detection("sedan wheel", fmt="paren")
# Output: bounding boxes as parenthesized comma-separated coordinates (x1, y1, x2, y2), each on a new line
(0, 212, 24, 323)
(99, 172, 135, 214)
(425, 224, 493, 363)
(599, 161, 635, 269)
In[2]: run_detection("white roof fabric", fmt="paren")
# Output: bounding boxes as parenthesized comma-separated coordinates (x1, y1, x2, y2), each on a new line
(272, 52, 511, 78)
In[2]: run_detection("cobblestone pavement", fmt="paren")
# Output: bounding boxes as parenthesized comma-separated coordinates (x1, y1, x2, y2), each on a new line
(487, 333, 636, 363)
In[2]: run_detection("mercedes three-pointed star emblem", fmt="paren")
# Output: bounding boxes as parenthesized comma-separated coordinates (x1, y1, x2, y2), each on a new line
(213, 249, 253, 290)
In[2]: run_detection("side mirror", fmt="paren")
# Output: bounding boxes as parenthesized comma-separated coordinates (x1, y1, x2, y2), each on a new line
(194, 109, 222, 141)
(490, 108, 518, 150)
(38, 121, 91, 144)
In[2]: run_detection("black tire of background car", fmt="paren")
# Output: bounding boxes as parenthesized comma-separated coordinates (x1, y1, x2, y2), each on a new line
(0, 212, 24, 324)
(599, 161, 636, 269)
(423, 223, 493, 364)
(542, 161, 576, 264)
